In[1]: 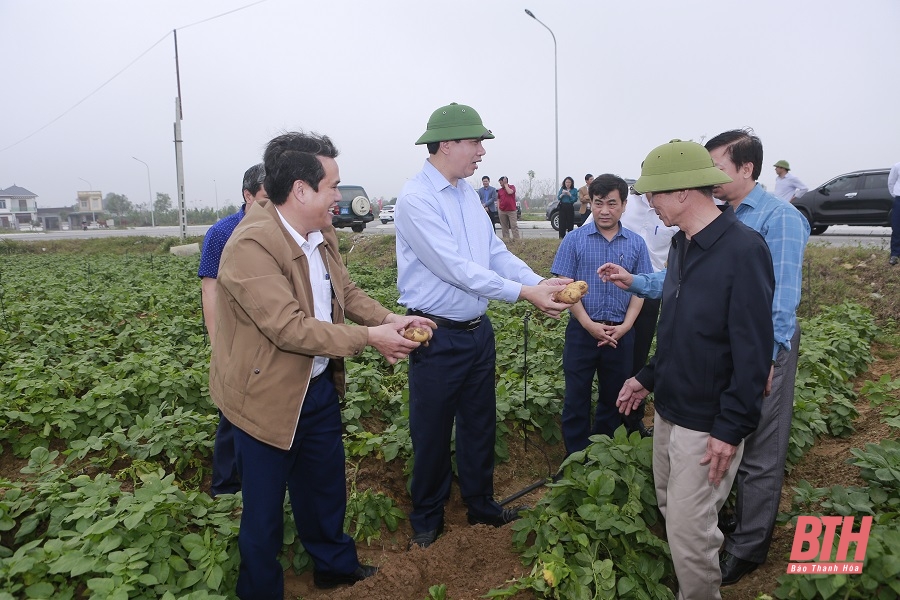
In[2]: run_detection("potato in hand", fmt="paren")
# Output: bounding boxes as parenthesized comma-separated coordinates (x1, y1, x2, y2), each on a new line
(553, 280, 589, 304)
(402, 326, 432, 346)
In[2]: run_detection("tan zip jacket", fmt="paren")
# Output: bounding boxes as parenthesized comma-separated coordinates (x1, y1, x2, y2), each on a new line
(209, 199, 391, 450)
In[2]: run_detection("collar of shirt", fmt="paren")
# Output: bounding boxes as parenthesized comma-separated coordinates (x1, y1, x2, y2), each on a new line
(733, 183, 766, 215)
(691, 205, 738, 250)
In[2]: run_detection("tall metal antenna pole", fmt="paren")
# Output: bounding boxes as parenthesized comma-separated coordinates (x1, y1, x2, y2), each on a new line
(173, 29, 187, 240)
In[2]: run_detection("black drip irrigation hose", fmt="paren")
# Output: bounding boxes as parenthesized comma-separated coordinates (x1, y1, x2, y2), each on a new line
(499, 312, 555, 506)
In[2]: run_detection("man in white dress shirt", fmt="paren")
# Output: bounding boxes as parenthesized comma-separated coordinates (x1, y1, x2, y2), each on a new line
(773, 160, 808, 203)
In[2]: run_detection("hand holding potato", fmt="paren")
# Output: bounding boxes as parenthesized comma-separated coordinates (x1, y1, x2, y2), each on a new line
(552, 280, 589, 304)
(402, 326, 432, 346)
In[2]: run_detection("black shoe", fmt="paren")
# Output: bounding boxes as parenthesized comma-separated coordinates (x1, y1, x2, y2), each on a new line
(313, 564, 378, 589)
(719, 551, 759, 586)
(407, 520, 444, 550)
(626, 422, 653, 438)
(890, 255, 899, 266)
(467, 505, 528, 527)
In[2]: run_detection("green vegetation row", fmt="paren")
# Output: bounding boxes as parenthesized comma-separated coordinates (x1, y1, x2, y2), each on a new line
(0, 238, 897, 599)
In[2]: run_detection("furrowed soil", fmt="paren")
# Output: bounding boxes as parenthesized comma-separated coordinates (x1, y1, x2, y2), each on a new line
(283, 348, 899, 600)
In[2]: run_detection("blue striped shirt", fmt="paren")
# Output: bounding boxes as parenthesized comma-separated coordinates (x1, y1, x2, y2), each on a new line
(629, 184, 809, 359)
(395, 160, 543, 320)
(551, 220, 652, 321)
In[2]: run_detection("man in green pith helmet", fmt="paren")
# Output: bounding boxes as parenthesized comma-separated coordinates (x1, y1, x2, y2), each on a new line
(395, 102, 572, 550)
(773, 159, 808, 203)
(608, 139, 774, 600)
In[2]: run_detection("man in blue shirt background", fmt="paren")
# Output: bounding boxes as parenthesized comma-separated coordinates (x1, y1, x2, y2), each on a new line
(198, 162, 267, 497)
(551, 174, 651, 454)
(478, 175, 499, 228)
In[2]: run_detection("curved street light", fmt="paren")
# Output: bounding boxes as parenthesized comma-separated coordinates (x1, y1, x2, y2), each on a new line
(525, 8, 559, 189)
(132, 157, 155, 227)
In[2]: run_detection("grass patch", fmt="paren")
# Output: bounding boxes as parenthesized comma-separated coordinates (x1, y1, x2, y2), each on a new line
(800, 245, 900, 326)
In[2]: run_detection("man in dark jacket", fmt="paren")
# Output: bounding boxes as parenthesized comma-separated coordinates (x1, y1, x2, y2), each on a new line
(609, 139, 774, 600)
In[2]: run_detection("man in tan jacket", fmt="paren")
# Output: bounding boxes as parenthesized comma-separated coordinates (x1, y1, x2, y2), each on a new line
(210, 131, 434, 598)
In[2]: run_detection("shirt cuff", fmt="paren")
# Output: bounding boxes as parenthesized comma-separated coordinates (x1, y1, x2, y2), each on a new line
(502, 279, 524, 303)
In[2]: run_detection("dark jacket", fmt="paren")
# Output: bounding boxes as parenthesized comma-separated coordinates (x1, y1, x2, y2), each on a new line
(635, 208, 774, 445)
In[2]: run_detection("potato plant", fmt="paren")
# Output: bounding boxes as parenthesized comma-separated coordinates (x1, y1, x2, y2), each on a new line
(0, 244, 891, 599)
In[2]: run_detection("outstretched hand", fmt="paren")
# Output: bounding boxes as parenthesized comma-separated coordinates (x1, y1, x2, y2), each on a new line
(597, 263, 634, 291)
(519, 277, 574, 318)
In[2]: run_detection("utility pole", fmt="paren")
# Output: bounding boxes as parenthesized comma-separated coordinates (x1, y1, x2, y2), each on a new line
(173, 29, 187, 240)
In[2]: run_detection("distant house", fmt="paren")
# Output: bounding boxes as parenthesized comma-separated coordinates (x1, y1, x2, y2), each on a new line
(0, 185, 38, 230)
(69, 191, 106, 228)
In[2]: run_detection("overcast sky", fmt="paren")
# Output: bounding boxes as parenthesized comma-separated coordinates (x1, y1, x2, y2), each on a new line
(2, 0, 898, 211)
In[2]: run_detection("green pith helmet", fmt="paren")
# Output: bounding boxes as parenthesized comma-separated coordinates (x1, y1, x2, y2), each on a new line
(633, 139, 732, 194)
(774, 159, 791, 170)
(415, 102, 495, 145)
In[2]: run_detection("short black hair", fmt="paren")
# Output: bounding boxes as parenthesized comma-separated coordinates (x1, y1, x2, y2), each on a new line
(705, 129, 763, 181)
(588, 174, 628, 202)
(482, 176, 490, 181)
(584, 173, 593, 182)
(263, 132, 339, 205)
(241, 163, 265, 197)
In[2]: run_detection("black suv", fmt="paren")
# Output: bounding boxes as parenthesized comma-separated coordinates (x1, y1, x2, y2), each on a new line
(791, 169, 893, 235)
(333, 185, 375, 233)
(545, 198, 590, 231)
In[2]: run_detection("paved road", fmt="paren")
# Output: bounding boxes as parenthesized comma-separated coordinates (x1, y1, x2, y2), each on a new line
(2, 222, 893, 250)
(366, 221, 892, 249)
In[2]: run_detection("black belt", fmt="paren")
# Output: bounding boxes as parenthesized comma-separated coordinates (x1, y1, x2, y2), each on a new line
(594, 319, 623, 326)
(407, 309, 483, 331)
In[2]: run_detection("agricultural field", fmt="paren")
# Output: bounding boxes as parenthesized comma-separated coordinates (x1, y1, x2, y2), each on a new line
(0, 236, 898, 600)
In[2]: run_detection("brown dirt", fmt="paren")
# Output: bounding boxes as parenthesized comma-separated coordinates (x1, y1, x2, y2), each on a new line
(285, 434, 564, 600)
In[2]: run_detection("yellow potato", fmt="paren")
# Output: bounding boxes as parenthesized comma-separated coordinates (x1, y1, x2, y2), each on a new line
(553, 280, 589, 304)
(402, 326, 432, 345)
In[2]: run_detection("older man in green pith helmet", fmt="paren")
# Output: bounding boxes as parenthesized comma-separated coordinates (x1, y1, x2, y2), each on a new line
(395, 102, 573, 550)
(600, 139, 775, 600)
(773, 159, 809, 203)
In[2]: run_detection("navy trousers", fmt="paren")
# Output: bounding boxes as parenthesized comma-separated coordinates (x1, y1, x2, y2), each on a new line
(408, 316, 501, 533)
(562, 317, 634, 454)
(233, 374, 358, 600)
(210, 412, 241, 496)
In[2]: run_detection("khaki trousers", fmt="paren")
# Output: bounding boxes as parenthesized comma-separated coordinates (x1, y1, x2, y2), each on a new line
(498, 210, 519, 240)
(654, 414, 744, 600)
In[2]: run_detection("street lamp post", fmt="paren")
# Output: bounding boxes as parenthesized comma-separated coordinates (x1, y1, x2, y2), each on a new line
(525, 8, 559, 189)
(132, 157, 155, 227)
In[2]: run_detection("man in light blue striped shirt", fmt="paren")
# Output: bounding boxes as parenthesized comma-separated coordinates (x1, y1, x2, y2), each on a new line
(396, 102, 572, 550)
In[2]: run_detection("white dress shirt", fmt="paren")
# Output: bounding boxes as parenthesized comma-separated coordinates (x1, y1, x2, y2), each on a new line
(276, 207, 332, 378)
(888, 162, 900, 197)
(774, 172, 809, 203)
